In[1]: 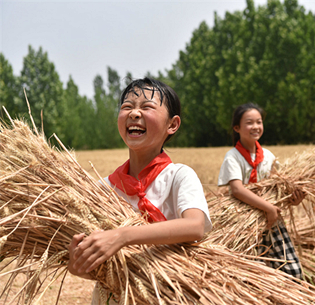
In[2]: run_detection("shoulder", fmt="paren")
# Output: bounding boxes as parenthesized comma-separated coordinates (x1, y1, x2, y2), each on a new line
(224, 147, 243, 160)
(218, 147, 249, 186)
(221, 147, 245, 167)
(262, 148, 276, 160)
(161, 163, 199, 182)
(169, 163, 197, 174)
(262, 148, 277, 165)
(261, 147, 279, 169)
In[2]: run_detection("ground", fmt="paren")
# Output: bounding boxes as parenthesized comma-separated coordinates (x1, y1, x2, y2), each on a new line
(1, 144, 314, 304)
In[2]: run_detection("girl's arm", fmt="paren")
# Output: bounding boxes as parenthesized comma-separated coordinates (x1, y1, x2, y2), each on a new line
(68, 208, 205, 278)
(229, 179, 281, 229)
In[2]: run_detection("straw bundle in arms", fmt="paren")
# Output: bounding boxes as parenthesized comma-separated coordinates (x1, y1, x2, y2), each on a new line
(1, 118, 315, 304)
(206, 149, 315, 282)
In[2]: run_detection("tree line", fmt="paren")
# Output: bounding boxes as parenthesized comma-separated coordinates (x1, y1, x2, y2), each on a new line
(0, 47, 125, 150)
(1, 0, 314, 149)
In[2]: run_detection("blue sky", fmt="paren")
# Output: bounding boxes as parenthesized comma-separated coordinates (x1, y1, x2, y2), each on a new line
(1, 0, 315, 99)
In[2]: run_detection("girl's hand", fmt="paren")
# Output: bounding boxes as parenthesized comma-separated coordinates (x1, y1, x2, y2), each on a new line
(265, 205, 281, 229)
(289, 189, 305, 206)
(69, 229, 125, 275)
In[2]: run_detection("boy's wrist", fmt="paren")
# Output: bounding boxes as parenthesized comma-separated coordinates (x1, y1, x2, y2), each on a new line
(116, 226, 131, 248)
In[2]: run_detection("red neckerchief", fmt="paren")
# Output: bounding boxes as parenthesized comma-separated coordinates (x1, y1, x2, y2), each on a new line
(108, 151, 171, 223)
(235, 140, 264, 183)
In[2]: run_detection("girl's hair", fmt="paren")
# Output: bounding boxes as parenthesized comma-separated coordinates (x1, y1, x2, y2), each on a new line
(120, 77, 181, 144)
(232, 103, 265, 146)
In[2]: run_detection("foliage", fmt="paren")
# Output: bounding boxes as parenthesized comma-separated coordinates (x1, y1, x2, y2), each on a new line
(164, 0, 315, 146)
(93, 72, 123, 149)
(0, 48, 124, 150)
(1, 0, 315, 148)
(0, 54, 21, 119)
(16, 46, 64, 137)
(60, 76, 96, 149)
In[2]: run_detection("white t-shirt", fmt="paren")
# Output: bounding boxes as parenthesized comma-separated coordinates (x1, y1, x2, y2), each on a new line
(218, 147, 277, 186)
(103, 163, 212, 233)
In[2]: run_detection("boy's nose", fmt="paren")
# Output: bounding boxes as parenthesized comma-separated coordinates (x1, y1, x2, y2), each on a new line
(129, 109, 141, 119)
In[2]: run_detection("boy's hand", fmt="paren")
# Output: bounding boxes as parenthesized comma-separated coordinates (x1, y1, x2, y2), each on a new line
(68, 233, 92, 279)
(69, 229, 124, 275)
(289, 189, 305, 206)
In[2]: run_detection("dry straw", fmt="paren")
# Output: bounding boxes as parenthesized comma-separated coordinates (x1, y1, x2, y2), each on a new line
(1, 110, 315, 304)
(206, 148, 315, 283)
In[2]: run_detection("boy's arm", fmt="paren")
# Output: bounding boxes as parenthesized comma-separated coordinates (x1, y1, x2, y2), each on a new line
(229, 179, 281, 229)
(68, 208, 205, 277)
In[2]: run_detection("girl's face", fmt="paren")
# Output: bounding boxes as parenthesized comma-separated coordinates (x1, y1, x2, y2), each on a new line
(118, 87, 180, 155)
(234, 109, 263, 146)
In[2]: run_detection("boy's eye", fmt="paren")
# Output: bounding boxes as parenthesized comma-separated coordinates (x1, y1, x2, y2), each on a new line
(142, 102, 155, 108)
(121, 104, 132, 110)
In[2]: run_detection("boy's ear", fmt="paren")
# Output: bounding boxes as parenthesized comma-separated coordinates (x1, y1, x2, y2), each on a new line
(233, 125, 240, 133)
(167, 115, 181, 135)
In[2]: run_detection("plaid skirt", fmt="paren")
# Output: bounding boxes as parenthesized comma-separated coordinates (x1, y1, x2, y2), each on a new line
(258, 220, 303, 279)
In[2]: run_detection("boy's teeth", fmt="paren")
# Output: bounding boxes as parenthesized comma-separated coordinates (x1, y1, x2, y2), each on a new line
(128, 126, 145, 134)
(128, 126, 145, 131)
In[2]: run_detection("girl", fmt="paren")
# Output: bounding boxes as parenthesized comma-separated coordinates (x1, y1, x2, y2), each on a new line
(218, 103, 304, 279)
(68, 78, 212, 303)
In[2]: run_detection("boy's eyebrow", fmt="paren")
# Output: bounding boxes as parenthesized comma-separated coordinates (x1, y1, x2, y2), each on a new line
(122, 99, 158, 105)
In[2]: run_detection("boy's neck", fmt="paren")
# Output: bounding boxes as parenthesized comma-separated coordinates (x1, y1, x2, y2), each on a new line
(128, 148, 162, 179)
(240, 139, 257, 154)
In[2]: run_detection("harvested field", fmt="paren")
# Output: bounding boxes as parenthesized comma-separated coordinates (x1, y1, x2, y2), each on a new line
(75, 145, 315, 193)
(1, 143, 314, 304)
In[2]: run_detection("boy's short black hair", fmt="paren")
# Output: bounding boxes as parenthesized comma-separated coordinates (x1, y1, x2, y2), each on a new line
(120, 77, 181, 119)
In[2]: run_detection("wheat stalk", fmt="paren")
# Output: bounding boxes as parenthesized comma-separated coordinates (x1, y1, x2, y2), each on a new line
(206, 148, 315, 284)
(1, 114, 315, 304)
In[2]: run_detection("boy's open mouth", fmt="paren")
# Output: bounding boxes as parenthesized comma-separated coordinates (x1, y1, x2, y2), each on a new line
(128, 126, 146, 135)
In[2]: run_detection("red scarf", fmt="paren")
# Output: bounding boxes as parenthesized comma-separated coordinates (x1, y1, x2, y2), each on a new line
(108, 151, 171, 223)
(235, 140, 264, 183)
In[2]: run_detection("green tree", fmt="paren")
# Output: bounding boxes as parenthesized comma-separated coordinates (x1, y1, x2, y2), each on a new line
(93, 73, 123, 149)
(107, 66, 121, 100)
(167, 20, 227, 147)
(60, 76, 96, 149)
(124, 71, 133, 87)
(18, 46, 64, 137)
(0, 53, 20, 118)
(165, 0, 315, 146)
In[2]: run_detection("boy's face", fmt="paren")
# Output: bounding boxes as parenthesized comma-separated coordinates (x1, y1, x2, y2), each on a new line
(118, 87, 178, 155)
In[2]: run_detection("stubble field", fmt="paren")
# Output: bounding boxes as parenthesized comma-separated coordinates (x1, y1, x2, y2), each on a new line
(1, 144, 314, 305)
(75, 144, 315, 193)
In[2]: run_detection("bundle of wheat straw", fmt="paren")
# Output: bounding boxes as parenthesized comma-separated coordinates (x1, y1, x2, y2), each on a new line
(285, 208, 315, 283)
(1, 116, 315, 305)
(206, 149, 315, 282)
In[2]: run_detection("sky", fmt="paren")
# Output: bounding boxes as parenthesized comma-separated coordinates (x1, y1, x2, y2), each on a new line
(1, 0, 315, 99)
